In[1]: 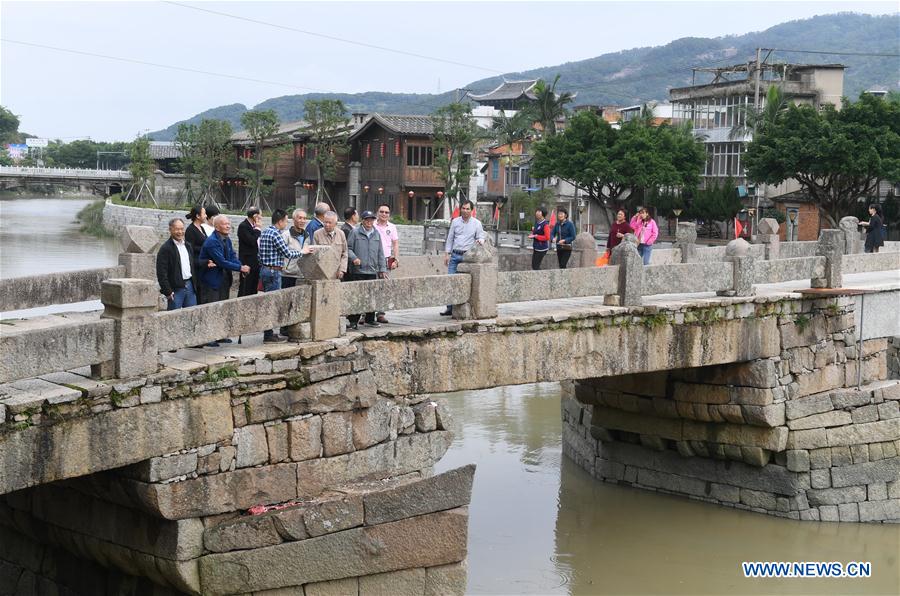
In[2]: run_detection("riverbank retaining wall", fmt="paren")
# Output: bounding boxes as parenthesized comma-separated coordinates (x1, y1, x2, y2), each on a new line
(562, 295, 900, 523)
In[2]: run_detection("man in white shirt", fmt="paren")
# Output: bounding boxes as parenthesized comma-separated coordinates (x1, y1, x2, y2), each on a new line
(440, 199, 485, 316)
(156, 218, 197, 310)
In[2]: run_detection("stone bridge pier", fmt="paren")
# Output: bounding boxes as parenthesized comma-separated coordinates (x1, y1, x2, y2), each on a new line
(0, 341, 473, 596)
(562, 295, 900, 522)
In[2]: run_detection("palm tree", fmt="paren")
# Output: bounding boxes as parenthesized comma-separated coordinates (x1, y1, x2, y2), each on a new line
(490, 110, 533, 226)
(526, 75, 575, 137)
(729, 85, 789, 140)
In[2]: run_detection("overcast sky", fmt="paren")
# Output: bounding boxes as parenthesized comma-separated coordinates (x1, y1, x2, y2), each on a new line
(1, 0, 896, 141)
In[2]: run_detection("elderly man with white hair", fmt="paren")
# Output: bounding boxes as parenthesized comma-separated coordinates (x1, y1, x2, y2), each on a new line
(197, 214, 249, 346)
(312, 210, 349, 279)
(305, 201, 330, 238)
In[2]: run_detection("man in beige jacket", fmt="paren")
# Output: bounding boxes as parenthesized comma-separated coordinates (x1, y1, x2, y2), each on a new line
(312, 210, 349, 279)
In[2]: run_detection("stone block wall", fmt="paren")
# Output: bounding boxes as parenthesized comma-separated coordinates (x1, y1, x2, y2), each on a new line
(562, 295, 900, 522)
(0, 340, 472, 594)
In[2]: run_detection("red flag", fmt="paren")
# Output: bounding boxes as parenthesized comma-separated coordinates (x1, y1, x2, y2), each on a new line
(549, 210, 557, 228)
(493, 204, 500, 222)
(452, 206, 460, 219)
(734, 218, 743, 238)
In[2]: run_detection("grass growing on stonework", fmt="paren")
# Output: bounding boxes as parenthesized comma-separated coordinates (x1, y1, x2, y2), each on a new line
(76, 199, 115, 238)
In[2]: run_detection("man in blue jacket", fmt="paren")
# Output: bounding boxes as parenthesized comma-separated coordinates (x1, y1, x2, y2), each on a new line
(199, 215, 249, 345)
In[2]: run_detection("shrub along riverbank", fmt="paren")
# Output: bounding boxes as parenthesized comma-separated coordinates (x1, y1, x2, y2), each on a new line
(76, 199, 115, 238)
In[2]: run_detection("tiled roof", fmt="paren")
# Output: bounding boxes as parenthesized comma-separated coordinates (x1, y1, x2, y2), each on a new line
(231, 119, 308, 142)
(469, 80, 538, 102)
(149, 142, 181, 159)
(348, 114, 434, 140)
(373, 114, 434, 135)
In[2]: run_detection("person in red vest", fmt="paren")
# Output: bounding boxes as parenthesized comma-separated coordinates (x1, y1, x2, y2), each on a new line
(528, 207, 551, 270)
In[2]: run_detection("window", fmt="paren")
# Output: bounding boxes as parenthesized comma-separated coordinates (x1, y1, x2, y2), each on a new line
(704, 142, 745, 177)
(406, 145, 433, 167)
(491, 159, 499, 180)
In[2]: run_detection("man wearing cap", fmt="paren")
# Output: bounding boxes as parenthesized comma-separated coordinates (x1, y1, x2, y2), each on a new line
(440, 199, 485, 316)
(345, 210, 387, 329)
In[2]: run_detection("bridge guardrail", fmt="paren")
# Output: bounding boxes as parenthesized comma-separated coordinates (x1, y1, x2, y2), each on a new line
(0, 266, 125, 313)
(2, 226, 899, 384)
(0, 166, 131, 180)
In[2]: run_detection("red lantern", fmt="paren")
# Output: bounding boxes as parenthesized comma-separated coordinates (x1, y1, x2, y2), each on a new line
(436, 191, 444, 199)
(395, 141, 401, 156)
(363, 185, 370, 193)
(408, 190, 415, 198)
(380, 143, 385, 158)
(365, 144, 371, 158)
(377, 186, 384, 195)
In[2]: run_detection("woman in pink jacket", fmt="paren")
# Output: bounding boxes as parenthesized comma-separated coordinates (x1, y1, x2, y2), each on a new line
(630, 207, 659, 265)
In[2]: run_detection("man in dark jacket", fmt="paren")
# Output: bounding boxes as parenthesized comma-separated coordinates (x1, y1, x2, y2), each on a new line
(199, 215, 249, 303)
(156, 218, 197, 310)
(237, 207, 262, 296)
(345, 210, 387, 329)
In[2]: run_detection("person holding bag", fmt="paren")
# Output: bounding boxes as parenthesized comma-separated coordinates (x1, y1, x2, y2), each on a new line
(551, 207, 577, 269)
(629, 207, 659, 265)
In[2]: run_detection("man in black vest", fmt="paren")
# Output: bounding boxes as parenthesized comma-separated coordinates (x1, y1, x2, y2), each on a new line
(238, 207, 262, 296)
(156, 218, 197, 310)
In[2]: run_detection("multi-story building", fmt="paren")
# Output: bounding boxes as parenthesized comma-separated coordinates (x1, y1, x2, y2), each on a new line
(670, 62, 846, 239)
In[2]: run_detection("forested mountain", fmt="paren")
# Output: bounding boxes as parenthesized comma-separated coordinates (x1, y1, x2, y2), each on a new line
(149, 13, 899, 140)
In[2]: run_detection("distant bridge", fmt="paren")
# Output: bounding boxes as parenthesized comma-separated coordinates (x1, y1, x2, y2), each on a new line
(0, 166, 131, 195)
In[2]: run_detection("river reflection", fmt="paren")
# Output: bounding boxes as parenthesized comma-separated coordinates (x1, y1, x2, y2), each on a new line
(433, 383, 900, 596)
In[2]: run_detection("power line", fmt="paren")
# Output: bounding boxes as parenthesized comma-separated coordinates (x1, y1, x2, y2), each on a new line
(163, 1, 505, 75)
(0, 38, 330, 93)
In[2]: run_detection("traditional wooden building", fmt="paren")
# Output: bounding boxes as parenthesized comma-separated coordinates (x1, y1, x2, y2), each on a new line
(469, 80, 540, 111)
(348, 114, 443, 220)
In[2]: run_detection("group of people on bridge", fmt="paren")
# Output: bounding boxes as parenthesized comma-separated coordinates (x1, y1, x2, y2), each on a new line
(156, 200, 668, 344)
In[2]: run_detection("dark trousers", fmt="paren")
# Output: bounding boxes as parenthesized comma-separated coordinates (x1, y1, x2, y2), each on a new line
(345, 272, 377, 324)
(238, 263, 260, 297)
(557, 249, 572, 269)
(200, 284, 229, 305)
(532, 250, 547, 270)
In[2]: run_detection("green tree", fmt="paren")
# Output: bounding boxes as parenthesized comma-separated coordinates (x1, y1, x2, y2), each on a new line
(531, 110, 704, 223)
(729, 85, 789, 140)
(0, 106, 21, 145)
(175, 119, 233, 206)
(303, 99, 350, 206)
(239, 109, 283, 209)
(431, 103, 479, 211)
(525, 75, 574, 137)
(125, 136, 156, 204)
(744, 92, 900, 228)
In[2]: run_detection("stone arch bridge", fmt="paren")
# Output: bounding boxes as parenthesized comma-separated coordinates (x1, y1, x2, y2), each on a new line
(0, 224, 898, 595)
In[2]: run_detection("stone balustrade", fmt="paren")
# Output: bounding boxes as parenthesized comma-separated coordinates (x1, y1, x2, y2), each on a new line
(2, 225, 899, 385)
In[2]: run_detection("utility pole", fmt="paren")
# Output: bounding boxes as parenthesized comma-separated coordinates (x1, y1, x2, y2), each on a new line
(753, 48, 762, 115)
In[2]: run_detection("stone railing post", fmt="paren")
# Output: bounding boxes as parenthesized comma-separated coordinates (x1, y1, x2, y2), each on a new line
(839, 216, 863, 255)
(604, 235, 642, 306)
(756, 217, 781, 260)
(813, 229, 843, 289)
(454, 238, 498, 320)
(572, 232, 599, 268)
(94, 278, 158, 379)
(674, 222, 697, 263)
(717, 238, 756, 297)
(294, 247, 341, 341)
(118, 225, 159, 280)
